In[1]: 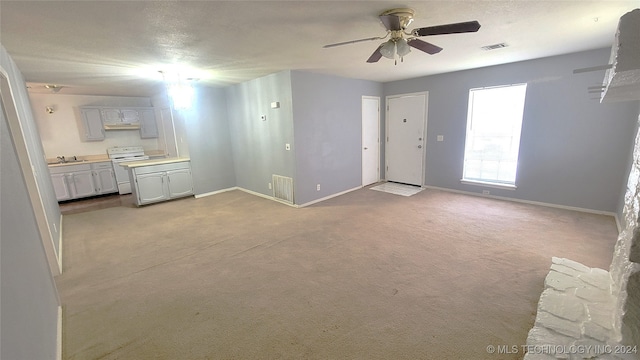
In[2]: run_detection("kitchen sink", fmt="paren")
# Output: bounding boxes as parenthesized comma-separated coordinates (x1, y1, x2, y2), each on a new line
(48, 159, 86, 165)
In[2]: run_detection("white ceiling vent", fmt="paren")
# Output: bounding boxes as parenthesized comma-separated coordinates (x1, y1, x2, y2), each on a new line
(601, 8, 640, 103)
(481, 43, 508, 51)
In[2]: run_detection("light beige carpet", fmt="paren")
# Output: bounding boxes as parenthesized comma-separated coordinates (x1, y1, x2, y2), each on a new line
(56, 188, 618, 359)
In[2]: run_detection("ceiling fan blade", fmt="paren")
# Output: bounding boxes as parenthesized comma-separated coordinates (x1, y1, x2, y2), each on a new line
(379, 14, 402, 31)
(366, 46, 383, 63)
(413, 20, 481, 37)
(323, 36, 384, 48)
(407, 39, 443, 55)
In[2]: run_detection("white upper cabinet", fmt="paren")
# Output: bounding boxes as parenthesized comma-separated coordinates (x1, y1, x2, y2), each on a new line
(120, 109, 140, 124)
(80, 107, 106, 141)
(101, 108, 123, 124)
(78, 106, 159, 139)
(101, 107, 140, 129)
(139, 108, 159, 139)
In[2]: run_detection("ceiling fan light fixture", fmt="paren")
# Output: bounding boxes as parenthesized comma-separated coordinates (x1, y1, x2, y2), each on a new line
(396, 38, 411, 57)
(380, 40, 396, 59)
(45, 84, 62, 93)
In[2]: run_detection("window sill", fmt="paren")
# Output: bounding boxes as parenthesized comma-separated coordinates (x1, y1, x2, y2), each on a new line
(460, 179, 517, 191)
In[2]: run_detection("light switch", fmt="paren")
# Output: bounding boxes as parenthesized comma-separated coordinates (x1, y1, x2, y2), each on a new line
(271, 102, 280, 109)
(437, 135, 444, 142)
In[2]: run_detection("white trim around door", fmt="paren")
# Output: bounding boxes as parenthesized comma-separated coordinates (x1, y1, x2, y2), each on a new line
(362, 96, 380, 186)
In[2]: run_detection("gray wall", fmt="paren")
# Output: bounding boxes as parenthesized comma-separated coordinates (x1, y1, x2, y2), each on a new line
(290, 71, 383, 205)
(226, 71, 295, 197)
(384, 48, 640, 213)
(1, 45, 59, 360)
(185, 85, 236, 195)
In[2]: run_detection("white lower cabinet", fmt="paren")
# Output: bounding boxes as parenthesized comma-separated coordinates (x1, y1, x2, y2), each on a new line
(135, 172, 167, 204)
(49, 161, 117, 201)
(68, 170, 96, 198)
(51, 173, 71, 201)
(130, 161, 193, 206)
(92, 162, 118, 194)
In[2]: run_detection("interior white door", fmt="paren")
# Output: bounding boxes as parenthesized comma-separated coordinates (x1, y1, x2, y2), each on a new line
(386, 93, 427, 186)
(362, 96, 380, 186)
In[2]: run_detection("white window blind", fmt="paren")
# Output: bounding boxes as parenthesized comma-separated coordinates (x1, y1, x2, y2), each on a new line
(462, 84, 527, 186)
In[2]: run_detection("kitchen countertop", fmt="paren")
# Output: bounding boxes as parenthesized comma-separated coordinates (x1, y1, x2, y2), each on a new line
(119, 157, 190, 169)
(46, 149, 170, 168)
(47, 157, 111, 168)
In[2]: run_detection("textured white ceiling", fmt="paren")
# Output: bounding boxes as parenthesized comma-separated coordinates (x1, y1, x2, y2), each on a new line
(1, 1, 638, 97)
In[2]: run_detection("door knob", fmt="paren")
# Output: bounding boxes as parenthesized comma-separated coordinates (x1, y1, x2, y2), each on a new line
(364, 147, 368, 150)
(418, 145, 422, 148)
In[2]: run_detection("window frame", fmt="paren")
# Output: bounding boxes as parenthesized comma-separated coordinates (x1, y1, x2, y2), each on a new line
(460, 83, 528, 189)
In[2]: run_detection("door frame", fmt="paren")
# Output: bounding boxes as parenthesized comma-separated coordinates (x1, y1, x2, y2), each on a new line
(384, 91, 428, 186)
(0, 71, 62, 276)
(362, 96, 380, 186)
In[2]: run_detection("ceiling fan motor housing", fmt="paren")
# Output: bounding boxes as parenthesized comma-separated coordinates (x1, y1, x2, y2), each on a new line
(380, 8, 415, 29)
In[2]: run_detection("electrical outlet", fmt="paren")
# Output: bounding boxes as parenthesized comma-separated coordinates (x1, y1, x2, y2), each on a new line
(316, 184, 321, 191)
(482, 190, 490, 195)
(268, 182, 272, 190)
(437, 135, 444, 142)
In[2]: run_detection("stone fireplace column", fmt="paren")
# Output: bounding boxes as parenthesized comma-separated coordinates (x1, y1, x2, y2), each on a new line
(611, 114, 640, 349)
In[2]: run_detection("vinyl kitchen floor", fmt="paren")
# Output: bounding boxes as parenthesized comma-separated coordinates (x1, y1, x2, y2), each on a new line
(58, 193, 135, 215)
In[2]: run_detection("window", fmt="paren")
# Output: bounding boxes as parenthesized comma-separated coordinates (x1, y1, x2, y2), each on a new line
(462, 83, 527, 187)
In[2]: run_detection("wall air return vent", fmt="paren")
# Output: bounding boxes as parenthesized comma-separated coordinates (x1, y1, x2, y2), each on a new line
(272, 175, 294, 205)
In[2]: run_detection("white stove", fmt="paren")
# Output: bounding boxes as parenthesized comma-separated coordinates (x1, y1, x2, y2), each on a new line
(107, 146, 149, 194)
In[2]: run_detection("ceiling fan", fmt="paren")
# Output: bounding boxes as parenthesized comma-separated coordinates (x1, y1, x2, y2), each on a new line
(323, 8, 481, 64)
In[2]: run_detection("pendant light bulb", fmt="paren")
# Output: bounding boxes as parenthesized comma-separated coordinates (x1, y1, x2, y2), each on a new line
(380, 40, 396, 59)
(396, 38, 411, 57)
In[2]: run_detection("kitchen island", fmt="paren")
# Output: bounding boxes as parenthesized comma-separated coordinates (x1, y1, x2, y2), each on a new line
(120, 157, 193, 206)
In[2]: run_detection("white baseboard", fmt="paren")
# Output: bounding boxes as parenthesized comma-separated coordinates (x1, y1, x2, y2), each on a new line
(615, 215, 622, 234)
(298, 186, 363, 207)
(199, 185, 362, 208)
(57, 306, 62, 360)
(194, 187, 238, 199)
(422, 185, 618, 218)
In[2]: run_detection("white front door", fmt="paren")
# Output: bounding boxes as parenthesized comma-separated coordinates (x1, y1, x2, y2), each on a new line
(385, 93, 427, 186)
(362, 96, 380, 186)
